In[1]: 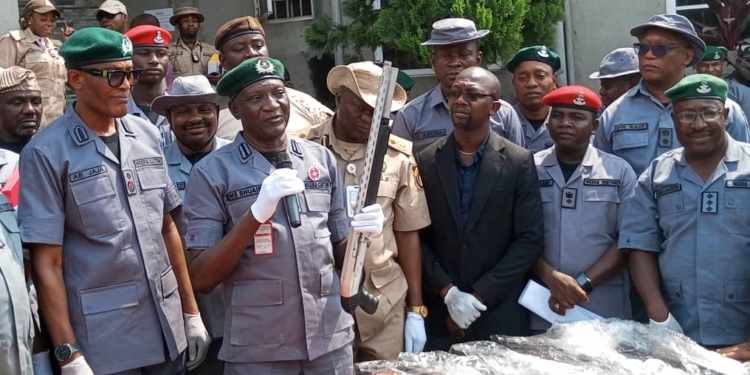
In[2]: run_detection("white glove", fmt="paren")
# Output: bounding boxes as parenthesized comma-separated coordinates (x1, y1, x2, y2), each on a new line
(251, 169, 305, 223)
(444, 286, 487, 329)
(351, 203, 385, 237)
(32, 351, 54, 375)
(60, 356, 94, 375)
(649, 313, 684, 334)
(404, 312, 427, 353)
(184, 313, 211, 371)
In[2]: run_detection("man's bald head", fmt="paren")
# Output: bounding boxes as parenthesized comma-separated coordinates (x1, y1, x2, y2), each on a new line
(455, 66, 501, 99)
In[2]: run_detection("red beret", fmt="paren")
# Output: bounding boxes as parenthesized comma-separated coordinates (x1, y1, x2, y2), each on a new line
(124, 25, 172, 48)
(542, 85, 602, 113)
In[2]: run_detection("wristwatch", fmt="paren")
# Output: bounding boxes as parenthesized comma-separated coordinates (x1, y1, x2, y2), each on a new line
(576, 273, 593, 293)
(54, 342, 81, 362)
(408, 305, 428, 318)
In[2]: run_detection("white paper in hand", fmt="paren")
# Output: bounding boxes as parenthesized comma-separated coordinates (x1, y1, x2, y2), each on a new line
(518, 280, 603, 324)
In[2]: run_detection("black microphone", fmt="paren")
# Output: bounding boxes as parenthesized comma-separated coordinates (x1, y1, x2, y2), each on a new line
(276, 152, 302, 228)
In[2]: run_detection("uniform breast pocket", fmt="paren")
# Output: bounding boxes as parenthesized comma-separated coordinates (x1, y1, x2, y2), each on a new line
(581, 186, 620, 234)
(230, 280, 284, 345)
(723, 189, 750, 235)
(539, 187, 556, 233)
(611, 130, 648, 152)
(227, 199, 254, 226)
(304, 192, 331, 238)
(137, 167, 167, 222)
(70, 175, 125, 238)
(656, 191, 684, 234)
(23, 51, 54, 78)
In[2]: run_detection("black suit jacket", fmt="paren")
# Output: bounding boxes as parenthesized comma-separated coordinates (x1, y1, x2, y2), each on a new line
(415, 131, 544, 346)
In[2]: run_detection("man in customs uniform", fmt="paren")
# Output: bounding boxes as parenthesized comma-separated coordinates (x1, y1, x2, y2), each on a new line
(151, 75, 230, 375)
(594, 14, 749, 176)
(307, 62, 431, 359)
(168, 7, 220, 85)
(18, 27, 210, 375)
(531, 85, 636, 332)
(0, 66, 42, 154)
(392, 18, 524, 152)
(695, 45, 727, 78)
(125, 25, 174, 147)
(184, 56, 385, 374)
(621, 74, 750, 350)
(213, 16, 332, 139)
(507, 45, 561, 153)
(589, 47, 641, 108)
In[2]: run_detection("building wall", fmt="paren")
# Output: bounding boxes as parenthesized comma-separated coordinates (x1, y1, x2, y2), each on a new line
(123, 0, 324, 96)
(1, 0, 20, 36)
(565, 0, 667, 89)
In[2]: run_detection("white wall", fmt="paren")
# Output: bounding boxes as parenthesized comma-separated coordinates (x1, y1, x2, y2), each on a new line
(565, 0, 667, 89)
(1, 0, 20, 36)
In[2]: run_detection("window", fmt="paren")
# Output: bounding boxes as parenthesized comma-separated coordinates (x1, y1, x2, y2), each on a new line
(267, 0, 313, 22)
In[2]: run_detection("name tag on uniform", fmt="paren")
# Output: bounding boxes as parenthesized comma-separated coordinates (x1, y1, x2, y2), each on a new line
(562, 187, 577, 209)
(701, 191, 718, 214)
(658, 128, 672, 148)
(346, 185, 360, 218)
(254, 221, 274, 255)
(726, 180, 750, 188)
(539, 179, 554, 187)
(176, 182, 186, 190)
(583, 178, 621, 186)
(654, 183, 681, 199)
(613, 123, 647, 132)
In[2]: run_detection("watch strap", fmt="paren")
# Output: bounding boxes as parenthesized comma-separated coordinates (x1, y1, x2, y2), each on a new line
(576, 273, 593, 293)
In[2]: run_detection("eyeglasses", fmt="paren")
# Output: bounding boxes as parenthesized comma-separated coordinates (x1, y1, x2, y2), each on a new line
(673, 108, 723, 124)
(79, 68, 142, 88)
(633, 43, 679, 58)
(446, 90, 495, 102)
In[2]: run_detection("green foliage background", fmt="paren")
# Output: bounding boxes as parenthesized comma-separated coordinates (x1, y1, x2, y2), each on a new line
(305, 0, 564, 65)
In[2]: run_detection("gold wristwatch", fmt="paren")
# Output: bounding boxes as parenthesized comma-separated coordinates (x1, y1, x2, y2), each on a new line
(408, 305, 428, 318)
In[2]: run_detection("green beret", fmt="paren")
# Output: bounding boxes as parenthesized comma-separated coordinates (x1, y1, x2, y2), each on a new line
(216, 57, 285, 99)
(701, 45, 727, 62)
(507, 45, 561, 73)
(59, 27, 133, 69)
(665, 74, 728, 103)
(396, 70, 415, 91)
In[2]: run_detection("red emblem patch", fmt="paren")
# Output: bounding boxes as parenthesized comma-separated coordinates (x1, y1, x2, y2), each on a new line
(309, 165, 320, 181)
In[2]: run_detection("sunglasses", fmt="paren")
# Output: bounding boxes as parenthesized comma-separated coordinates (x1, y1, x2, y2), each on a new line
(633, 43, 679, 58)
(79, 68, 142, 88)
(446, 90, 495, 102)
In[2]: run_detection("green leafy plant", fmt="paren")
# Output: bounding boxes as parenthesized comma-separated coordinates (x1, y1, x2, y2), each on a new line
(305, 0, 563, 66)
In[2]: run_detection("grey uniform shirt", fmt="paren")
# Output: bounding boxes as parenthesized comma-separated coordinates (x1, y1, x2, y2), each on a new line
(618, 137, 750, 346)
(593, 80, 750, 176)
(0, 194, 31, 375)
(17, 108, 187, 374)
(164, 136, 230, 339)
(514, 103, 553, 153)
(392, 85, 525, 152)
(533, 145, 636, 331)
(128, 95, 174, 147)
(184, 135, 353, 364)
(727, 78, 750, 120)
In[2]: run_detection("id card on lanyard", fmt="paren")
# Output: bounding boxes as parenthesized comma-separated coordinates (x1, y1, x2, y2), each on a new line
(254, 221, 274, 255)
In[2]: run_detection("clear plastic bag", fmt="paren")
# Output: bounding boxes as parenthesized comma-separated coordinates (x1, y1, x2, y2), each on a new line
(355, 319, 748, 375)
